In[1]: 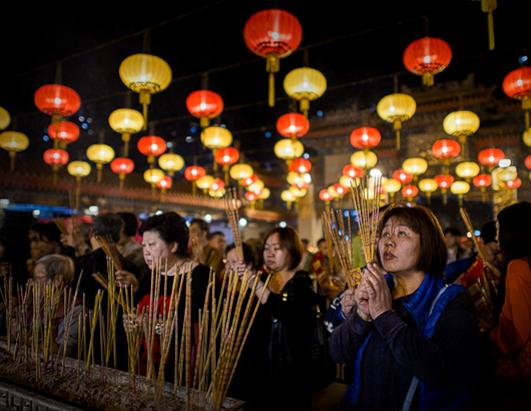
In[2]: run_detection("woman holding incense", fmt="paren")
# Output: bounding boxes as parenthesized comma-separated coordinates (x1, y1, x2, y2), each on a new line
(232, 226, 328, 410)
(330, 204, 482, 410)
(120, 211, 210, 379)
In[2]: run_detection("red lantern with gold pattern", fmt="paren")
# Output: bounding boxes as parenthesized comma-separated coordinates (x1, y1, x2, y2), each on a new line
(186, 90, 224, 128)
(289, 158, 312, 173)
(137, 136, 167, 164)
(34, 84, 81, 119)
(403, 37, 452, 86)
(402, 184, 419, 199)
(48, 121, 80, 145)
(432, 138, 461, 160)
(276, 112, 310, 138)
(477, 148, 505, 169)
(244, 9, 302, 107)
(349, 127, 381, 150)
(342, 165, 364, 179)
(214, 147, 240, 168)
(111, 157, 135, 188)
(393, 169, 413, 184)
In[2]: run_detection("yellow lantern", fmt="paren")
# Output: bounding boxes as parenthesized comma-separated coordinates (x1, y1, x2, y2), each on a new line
(383, 178, 401, 202)
(376, 93, 416, 150)
(274, 138, 304, 161)
(281, 189, 296, 209)
(402, 157, 428, 179)
(200, 126, 233, 150)
(209, 188, 225, 198)
(523, 129, 531, 147)
(248, 179, 265, 195)
(86, 144, 115, 182)
(257, 187, 270, 200)
(67, 161, 92, 210)
(0, 106, 10, 130)
(419, 178, 438, 203)
(455, 161, 480, 180)
(143, 168, 165, 186)
(0, 131, 29, 171)
(350, 150, 377, 169)
(283, 67, 327, 117)
(196, 175, 214, 192)
(230, 163, 253, 181)
(443, 110, 480, 156)
(158, 153, 184, 176)
(287, 171, 312, 185)
(289, 186, 307, 198)
(339, 175, 356, 189)
(108, 108, 144, 156)
(450, 181, 470, 206)
(119, 53, 172, 127)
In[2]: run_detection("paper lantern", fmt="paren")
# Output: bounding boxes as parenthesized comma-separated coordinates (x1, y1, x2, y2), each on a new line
(455, 161, 480, 180)
(245, 191, 258, 203)
(376, 93, 416, 150)
(383, 179, 401, 200)
(214, 147, 239, 168)
(67, 161, 91, 179)
(156, 176, 172, 191)
(158, 153, 184, 176)
(477, 148, 504, 169)
(241, 174, 258, 187)
(34, 84, 81, 120)
(403, 37, 452, 86)
(143, 168, 164, 186)
(0, 131, 29, 171)
(201, 126, 232, 150)
(419, 178, 437, 203)
(451, 181, 470, 206)
(504, 178, 522, 190)
(209, 188, 225, 198)
(244, 9, 302, 107)
(402, 157, 428, 177)
(350, 150, 377, 169)
(184, 165, 206, 181)
(473, 174, 492, 189)
(392, 169, 413, 184)
(289, 158, 312, 173)
(257, 187, 270, 200)
(196, 175, 215, 192)
(274, 138, 304, 160)
(284, 67, 327, 116)
(43, 149, 69, 175)
(119, 53, 172, 127)
(401, 185, 419, 200)
(276, 112, 310, 138)
(210, 178, 225, 193)
(230, 163, 253, 181)
(137, 136, 167, 164)
(435, 174, 454, 205)
(443, 111, 480, 156)
(48, 121, 80, 146)
(108, 108, 144, 156)
(248, 179, 265, 195)
(186, 90, 223, 128)
(525, 155, 531, 170)
(431, 138, 461, 161)
(342, 165, 364, 179)
(86, 144, 115, 182)
(111, 157, 135, 188)
(319, 189, 332, 202)
(0, 106, 11, 130)
(524, 130, 531, 147)
(350, 127, 381, 150)
(503, 67, 531, 129)
(289, 185, 307, 198)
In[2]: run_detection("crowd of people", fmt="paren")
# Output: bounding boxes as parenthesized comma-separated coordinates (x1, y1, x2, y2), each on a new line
(0, 201, 529, 410)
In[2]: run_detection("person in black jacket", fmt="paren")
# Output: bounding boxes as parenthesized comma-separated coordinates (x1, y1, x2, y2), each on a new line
(330, 204, 482, 411)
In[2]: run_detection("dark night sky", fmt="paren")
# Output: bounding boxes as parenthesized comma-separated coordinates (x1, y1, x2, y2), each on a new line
(1, 0, 529, 178)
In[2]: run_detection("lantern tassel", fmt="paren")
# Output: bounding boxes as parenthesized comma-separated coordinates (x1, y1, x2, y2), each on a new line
(224, 169, 229, 186)
(200, 117, 209, 129)
(395, 130, 401, 151)
(422, 73, 434, 87)
(487, 11, 495, 50)
(268, 73, 275, 107)
(119, 174, 125, 190)
(192, 182, 197, 197)
(75, 178, 81, 210)
(139, 91, 151, 130)
(442, 190, 448, 206)
(9, 152, 15, 172)
(525, 110, 530, 130)
(97, 164, 102, 183)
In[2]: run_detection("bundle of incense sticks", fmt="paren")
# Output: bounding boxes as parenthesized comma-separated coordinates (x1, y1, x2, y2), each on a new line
(349, 175, 382, 264)
(94, 235, 123, 271)
(224, 187, 243, 260)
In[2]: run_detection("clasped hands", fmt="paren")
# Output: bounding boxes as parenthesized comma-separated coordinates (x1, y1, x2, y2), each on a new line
(340, 262, 392, 321)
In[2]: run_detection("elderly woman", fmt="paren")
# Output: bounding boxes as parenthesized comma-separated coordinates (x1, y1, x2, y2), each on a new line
(330, 205, 481, 410)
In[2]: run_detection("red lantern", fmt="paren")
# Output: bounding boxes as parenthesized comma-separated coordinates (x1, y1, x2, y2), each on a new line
(289, 158, 312, 173)
(319, 189, 332, 202)
(332, 183, 347, 197)
(156, 176, 173, 190)
(210, 178, 225, 192)
(473, 174, 492, 188)
(245, 191, 258, 202)
(503, 67, 531, 129)
(184, 165, 206, 181)
(241, 174, 258, 187)
(214, 147, 240, 167)
(477, 148, 505, 169)
(432, 138, 461, 160)
(244, 9, 302, 107)
(276, 113, 310, 138)
(43, 149, 69, 168)
(435, 174, 454, 189)
(186, 90, 224, 128)
(402, 184, 419, 199)
(342, 165, 364, 179)
(34, 84, 81, 119)
(525, 154, 531, 170)
(403, 37, 452, 86)
(48, 121, 80, 145)
(111, 157, 135, 188)
(393, 169, 413, 184)
(349, 127, 381, 150)
(504, 178, 522, 189)
(137, 136, 167, 163)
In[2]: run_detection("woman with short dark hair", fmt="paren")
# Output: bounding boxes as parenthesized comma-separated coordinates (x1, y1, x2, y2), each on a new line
(330, 204, 481, 410)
